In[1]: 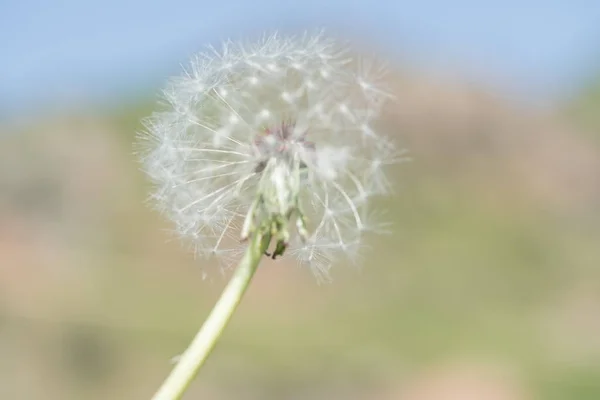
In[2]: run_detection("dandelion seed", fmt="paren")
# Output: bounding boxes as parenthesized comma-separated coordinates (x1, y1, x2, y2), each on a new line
(137, 31, 401, 278)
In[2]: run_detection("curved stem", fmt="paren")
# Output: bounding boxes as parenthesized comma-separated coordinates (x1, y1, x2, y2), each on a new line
(151, 230, 270, 400)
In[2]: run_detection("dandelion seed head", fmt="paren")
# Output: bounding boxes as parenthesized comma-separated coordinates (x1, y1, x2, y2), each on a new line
(137, 31, 401, 277)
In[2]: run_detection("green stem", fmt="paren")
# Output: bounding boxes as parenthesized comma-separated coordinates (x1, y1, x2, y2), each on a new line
(151, 230, 270, 400)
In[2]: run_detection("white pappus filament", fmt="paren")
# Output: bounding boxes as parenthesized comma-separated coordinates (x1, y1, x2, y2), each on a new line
(137, 31, 402, 280)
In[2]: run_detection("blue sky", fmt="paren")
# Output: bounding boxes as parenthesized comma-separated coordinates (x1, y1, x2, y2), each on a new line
(1, 0, 600, 118)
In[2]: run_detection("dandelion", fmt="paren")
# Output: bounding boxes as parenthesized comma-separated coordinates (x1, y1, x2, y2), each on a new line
(139, 31, 401, 400)
(139, 31, 400, 278)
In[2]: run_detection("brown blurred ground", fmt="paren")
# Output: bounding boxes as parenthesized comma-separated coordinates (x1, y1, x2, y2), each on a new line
(0, 70, 599, 399)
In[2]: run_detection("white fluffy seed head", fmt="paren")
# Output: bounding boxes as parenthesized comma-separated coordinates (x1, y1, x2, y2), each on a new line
(137, 31, 402, 280)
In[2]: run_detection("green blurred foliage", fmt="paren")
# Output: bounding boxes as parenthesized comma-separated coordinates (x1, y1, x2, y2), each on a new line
(568, 74, 600, 140)
(1, 72, 600, 400)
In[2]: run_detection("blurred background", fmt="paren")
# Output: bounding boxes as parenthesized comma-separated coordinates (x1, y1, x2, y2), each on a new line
(1, 1, 600, 399)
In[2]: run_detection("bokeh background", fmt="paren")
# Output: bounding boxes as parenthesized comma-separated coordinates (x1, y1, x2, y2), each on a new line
(2, 1, 600, 399)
